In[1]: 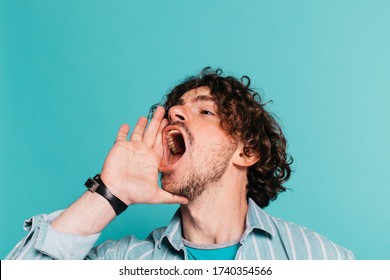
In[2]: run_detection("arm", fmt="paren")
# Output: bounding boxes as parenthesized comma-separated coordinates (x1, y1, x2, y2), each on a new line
(7, 106, 188, 259)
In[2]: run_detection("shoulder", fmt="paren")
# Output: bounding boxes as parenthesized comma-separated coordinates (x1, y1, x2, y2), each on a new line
(87, 232, 157, 260)
(87, 226, 176, 260)
(269, 215, 354, 260)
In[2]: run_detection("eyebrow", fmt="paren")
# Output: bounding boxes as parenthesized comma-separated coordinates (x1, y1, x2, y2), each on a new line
(177, 95, 216, 105)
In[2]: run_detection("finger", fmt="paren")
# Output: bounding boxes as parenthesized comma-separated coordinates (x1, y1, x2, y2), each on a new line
(151, 189, 189, 205)
(115, 124, 130, 143)
(153, 118, 168, 157)
(130, 117, 148, 142)
(143, 106, 165, 146)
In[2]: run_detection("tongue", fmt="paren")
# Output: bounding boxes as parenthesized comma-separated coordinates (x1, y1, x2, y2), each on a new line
(169, 152, 182, 166)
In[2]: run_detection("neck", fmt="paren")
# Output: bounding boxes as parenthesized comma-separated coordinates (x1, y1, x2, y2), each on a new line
(180, 169, 248, 245)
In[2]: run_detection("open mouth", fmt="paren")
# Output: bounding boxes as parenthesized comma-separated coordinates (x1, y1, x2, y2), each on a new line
(165, 128, 187, 166)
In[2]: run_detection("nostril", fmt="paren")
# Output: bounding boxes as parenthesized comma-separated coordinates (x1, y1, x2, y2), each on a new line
(168, 106, 187, 122)
(176, 114, 185, 121)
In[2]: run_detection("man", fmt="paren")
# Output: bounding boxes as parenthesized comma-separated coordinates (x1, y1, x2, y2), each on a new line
(7, 68, 354, 260)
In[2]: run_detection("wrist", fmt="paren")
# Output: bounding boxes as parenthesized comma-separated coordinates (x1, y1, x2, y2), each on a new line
(100, 173, 131, 205)
(85, 174, 128, 216)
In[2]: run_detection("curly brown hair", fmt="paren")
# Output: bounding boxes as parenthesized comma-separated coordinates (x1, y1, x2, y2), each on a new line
(162, 67, 292, 208)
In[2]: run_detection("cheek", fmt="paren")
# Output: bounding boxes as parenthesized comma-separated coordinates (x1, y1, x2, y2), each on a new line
(191, 122, 231, 148)
(195, 133, 231, 150)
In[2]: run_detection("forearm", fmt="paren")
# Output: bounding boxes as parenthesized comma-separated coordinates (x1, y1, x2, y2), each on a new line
(50, 190, 117, 236)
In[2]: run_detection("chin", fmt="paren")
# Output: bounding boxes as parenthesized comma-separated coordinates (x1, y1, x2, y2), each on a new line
(161, 172, 176, 192)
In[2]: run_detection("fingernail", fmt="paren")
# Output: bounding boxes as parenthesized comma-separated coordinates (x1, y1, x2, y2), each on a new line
(147, 104, 159, 120)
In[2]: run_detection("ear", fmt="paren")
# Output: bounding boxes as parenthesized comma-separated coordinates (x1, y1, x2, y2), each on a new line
(232, 142, 260, 167)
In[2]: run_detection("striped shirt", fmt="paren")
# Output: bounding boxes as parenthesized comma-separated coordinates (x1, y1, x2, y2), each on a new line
(6, 199, 354, 260)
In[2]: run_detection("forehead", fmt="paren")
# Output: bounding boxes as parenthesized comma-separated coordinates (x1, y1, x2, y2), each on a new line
(178, 86, 214, 104)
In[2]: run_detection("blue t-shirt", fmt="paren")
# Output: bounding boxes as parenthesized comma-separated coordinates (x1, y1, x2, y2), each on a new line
(184, 241, 240, 260)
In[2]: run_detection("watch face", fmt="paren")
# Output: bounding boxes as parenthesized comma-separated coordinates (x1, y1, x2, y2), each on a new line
(85, 178, 99, 192)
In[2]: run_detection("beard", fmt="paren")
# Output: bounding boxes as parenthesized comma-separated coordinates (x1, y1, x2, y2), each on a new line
(161, 141, 237, 202)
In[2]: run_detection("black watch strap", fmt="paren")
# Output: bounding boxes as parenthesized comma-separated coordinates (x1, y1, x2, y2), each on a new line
(84, 174, 128, 216)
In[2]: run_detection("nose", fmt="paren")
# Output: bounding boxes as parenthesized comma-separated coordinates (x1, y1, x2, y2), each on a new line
(168, 105, 188, 123)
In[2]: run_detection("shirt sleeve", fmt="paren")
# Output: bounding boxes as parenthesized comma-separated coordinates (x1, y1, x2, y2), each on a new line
(5, 211, 100, 260)
(342, 248, 356, 260)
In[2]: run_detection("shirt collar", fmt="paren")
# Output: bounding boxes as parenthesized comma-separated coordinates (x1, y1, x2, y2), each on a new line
(245, 198, 276, 237)
(158, 198, 276, 250)
(158, 209, 184, 251)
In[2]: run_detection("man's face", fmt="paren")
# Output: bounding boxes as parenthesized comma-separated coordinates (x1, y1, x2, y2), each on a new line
(159, 87, 238, 201)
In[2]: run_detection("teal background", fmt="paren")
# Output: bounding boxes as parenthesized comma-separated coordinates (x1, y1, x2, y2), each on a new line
(1, 0, 389, 259)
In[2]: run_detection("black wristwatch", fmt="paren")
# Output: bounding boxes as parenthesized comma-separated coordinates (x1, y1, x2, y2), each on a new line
(84, 174, 128, 216)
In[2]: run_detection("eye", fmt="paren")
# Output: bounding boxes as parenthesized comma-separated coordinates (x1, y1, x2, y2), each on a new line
(201, 110, 215, 116)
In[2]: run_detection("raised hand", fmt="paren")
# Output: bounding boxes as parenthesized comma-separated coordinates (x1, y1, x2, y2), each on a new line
(100, 106, 188, 206)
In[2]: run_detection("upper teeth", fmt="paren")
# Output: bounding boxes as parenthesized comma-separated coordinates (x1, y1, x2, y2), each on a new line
(168, 130, 180, 154)
(168, 129, 180, 136)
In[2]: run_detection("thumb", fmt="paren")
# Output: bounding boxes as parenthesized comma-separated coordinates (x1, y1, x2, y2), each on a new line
(151, 189, 189, 205)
